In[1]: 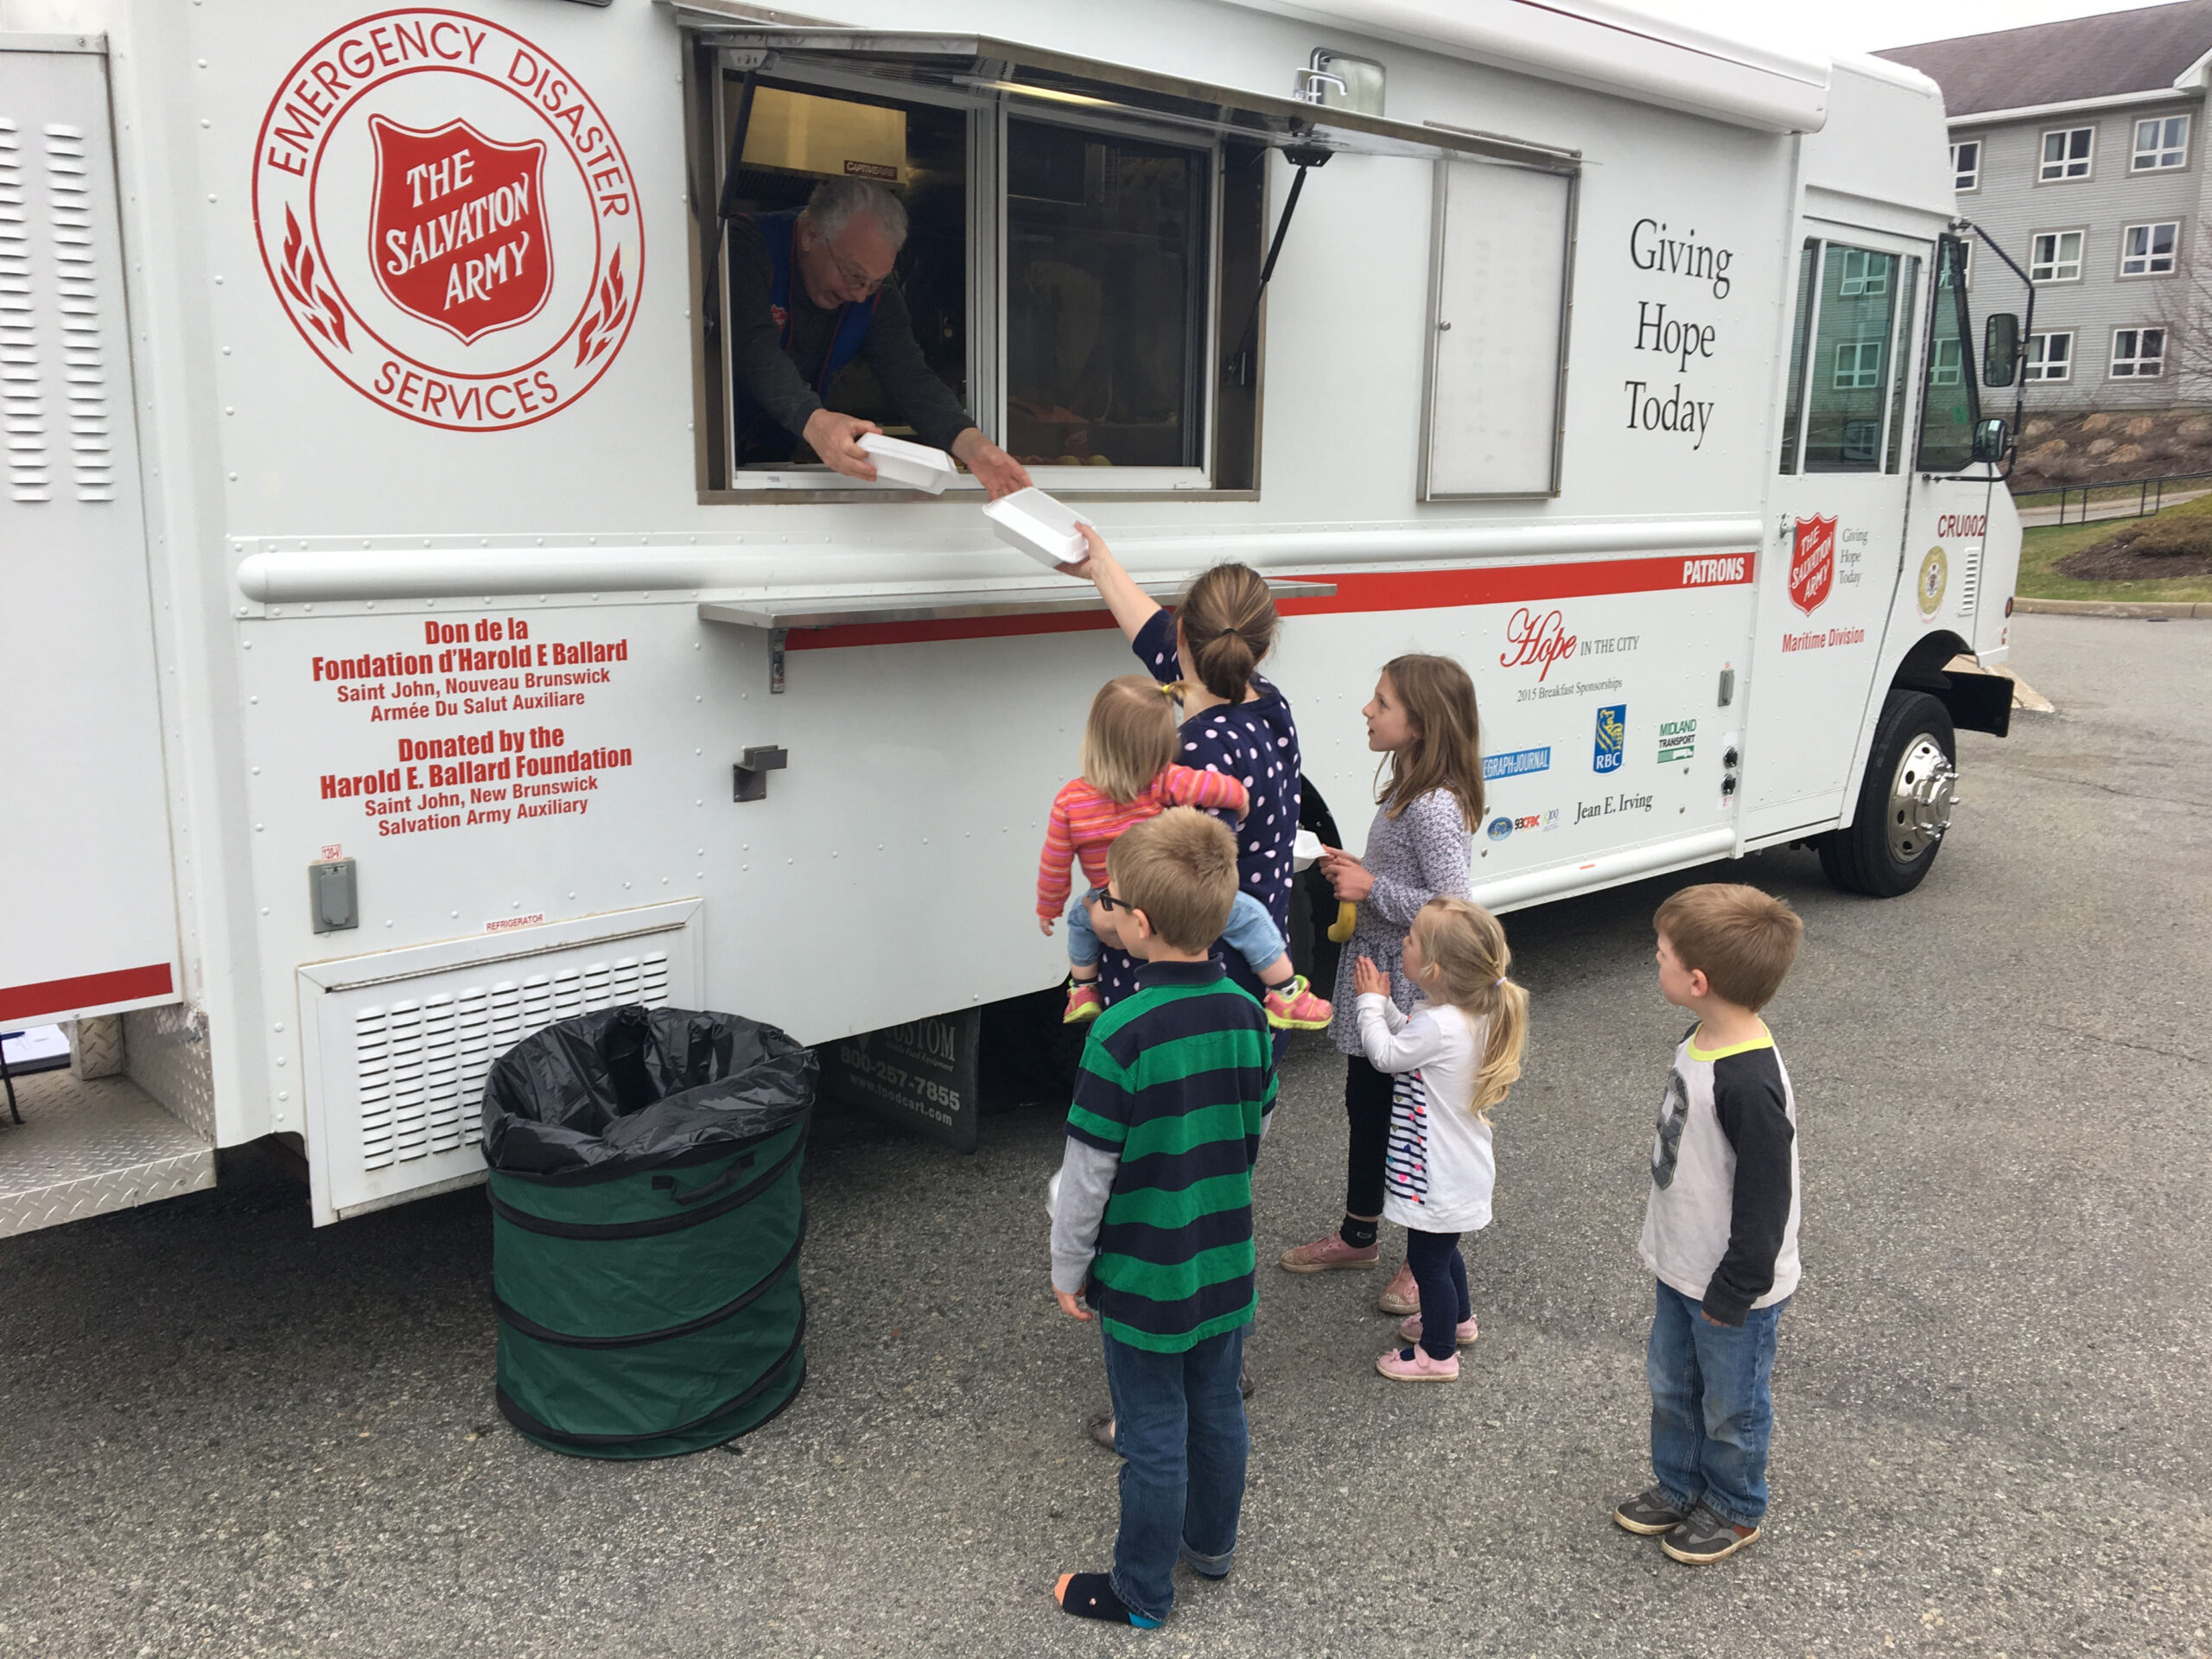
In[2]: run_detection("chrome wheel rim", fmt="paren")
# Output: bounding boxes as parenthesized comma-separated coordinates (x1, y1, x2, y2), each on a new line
(1886, 734, 1956, 865)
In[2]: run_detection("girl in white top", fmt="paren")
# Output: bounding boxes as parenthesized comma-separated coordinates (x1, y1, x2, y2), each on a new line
(1353, 897, 1529, 1382)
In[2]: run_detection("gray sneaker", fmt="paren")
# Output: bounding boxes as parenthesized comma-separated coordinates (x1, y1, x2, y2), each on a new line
(1611, 1484, 1689, 1535)
(1660, 1503, 1760, 1564)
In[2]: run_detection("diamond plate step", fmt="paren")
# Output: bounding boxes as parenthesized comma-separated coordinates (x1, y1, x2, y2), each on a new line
(0, 1068, 214, 1237)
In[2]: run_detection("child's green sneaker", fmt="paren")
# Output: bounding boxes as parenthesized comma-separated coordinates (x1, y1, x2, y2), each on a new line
(1262, 975, 1332, 1030)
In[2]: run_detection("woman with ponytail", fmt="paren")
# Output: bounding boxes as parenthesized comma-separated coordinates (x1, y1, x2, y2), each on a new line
(1065, 528, 1306, 1020)
(1348, 898, 1528, 1381)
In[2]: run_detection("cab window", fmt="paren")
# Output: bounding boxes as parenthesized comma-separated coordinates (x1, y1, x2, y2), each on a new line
(1916, 236, 1981, 473)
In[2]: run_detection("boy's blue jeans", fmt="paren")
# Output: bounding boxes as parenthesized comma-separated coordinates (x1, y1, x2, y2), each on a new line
(1067, 887, 1284, 975)
(1648, 1279, 1788, 1529)
(1100, 1325, 1248, 1623)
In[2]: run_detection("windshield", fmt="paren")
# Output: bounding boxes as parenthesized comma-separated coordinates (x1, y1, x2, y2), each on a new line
(1916, 235, 1980, 473)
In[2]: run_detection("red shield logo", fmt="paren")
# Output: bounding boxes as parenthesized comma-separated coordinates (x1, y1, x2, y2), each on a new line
(1789, 516, 1837, 616)
(367, 116, 550, 346)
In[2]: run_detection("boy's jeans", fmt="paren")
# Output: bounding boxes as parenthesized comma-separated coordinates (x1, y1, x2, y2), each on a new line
(1066, 887, 1284, 974)
(1647, 1279, 1788, 1529)
(1099, 1325, 1248, 1623)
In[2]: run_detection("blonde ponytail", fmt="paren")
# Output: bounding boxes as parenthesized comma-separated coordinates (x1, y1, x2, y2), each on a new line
(1408, 897, 1529, 1112)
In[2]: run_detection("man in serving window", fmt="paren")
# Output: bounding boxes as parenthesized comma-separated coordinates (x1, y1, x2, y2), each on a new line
(728, 177, 1032, 498)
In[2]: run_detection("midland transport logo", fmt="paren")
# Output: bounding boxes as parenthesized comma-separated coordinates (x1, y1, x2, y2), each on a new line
(1789, 516, 1837, 616)
(252, 10, 643, 430)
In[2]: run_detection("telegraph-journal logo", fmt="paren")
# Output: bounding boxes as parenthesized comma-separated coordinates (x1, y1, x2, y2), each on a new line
(1593, 704, 1626, 773)
(1482, 747, 1551, 781)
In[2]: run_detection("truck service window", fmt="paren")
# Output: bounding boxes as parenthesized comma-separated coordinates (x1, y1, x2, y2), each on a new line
(1777, 243, 1815, 475)
(714, 79, 969, 474)
(1005, 120, 1210, 471)
(1421, 159, 1574, 499)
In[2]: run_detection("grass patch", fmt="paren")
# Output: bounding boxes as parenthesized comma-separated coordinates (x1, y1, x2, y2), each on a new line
(2018, 518, 2212, 602)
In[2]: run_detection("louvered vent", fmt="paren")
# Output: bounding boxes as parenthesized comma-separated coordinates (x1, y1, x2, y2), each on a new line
(351, 951, 671, 1172)
(44, 123, 110, 503)
(0, 115, 45, 504)
(1957, 545, 1981, 619)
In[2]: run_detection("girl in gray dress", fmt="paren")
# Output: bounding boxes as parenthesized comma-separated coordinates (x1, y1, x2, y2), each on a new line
(1281, 655, 1485, 1319)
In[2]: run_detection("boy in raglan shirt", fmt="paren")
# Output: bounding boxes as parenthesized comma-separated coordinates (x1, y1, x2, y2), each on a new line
(1046, 808, 1276, 1628)
(1612, 883, 1805, 1565)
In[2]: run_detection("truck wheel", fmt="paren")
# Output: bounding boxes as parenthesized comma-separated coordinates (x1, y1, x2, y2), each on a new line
(1817, 690, 1958, 898)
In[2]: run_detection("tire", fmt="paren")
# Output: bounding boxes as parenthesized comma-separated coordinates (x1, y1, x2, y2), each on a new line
(1817, 690, 1958, 898)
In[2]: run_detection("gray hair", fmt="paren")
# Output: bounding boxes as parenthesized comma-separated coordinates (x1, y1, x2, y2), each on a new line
(802, 176, 908, 249)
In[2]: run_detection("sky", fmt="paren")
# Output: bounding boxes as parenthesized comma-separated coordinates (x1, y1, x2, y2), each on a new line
(1624, 0, 2188, 58)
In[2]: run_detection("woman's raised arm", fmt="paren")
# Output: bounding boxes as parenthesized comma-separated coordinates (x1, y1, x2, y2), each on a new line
(1065, 525, 1161, 645)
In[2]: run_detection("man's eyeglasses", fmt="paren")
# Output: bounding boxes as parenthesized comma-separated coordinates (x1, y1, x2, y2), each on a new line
(830, 245, 888, 297)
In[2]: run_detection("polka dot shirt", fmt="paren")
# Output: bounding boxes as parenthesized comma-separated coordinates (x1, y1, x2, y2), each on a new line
(1096, 608, 1303, 1009)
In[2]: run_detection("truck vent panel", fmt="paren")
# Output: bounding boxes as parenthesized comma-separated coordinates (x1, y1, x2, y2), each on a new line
(0, 116, 46, 504)
(43, 124, 110, 503)
(1957, 545, 1980, 619)
(349, 952, 671, 1173)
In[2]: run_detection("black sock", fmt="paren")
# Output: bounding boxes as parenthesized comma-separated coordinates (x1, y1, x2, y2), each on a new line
(1057, 1572, 1158, 1627)
(1070, 971, 1097, 986)
(1340, 1216, 1378, 1250)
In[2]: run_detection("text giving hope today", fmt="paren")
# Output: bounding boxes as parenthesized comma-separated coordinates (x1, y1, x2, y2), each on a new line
(1624, 218, 1732, 453)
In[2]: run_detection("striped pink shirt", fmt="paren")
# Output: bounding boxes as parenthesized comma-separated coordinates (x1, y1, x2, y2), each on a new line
(1036, 766, 1250, 918)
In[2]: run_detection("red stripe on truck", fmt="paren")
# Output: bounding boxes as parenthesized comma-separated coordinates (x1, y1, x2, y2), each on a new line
(0, 963, 175, 1023)
(782, 550, 1755, 651)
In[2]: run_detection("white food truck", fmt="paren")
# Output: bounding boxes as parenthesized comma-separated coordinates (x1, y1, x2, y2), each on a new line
(0, 0, 2023, 1234)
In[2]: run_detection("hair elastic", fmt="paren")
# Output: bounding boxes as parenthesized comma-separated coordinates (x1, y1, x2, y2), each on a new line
(1495, 976, 1507, 987)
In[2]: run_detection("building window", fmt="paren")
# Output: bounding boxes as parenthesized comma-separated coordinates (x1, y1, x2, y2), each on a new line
(1930, 335, 1964, 386)
(2120, 220, 2180, 276)
(1832, 338, 1883, 390)
(2111, 327, 2165, 378)
(2024, 332, 2074, 383)
(2040, 125, 2094, 181)
(2030, 229, 2085, 283)
(1836, 248, 1889, 297)
(1951, 140, 1980, 192)
(2132, 114, 2190, 171)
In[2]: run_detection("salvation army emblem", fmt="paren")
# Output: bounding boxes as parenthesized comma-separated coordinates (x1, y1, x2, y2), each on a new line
(1789, 515, 1837, 616)
(367, 117, 549, 345)
(251, 10, 643, 431)
(1916, 546, 1948, 618)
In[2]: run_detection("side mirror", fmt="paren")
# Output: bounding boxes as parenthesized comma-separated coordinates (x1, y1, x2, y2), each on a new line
(1983, 313, 2020, 388)
(1971, 416, 2010, 464)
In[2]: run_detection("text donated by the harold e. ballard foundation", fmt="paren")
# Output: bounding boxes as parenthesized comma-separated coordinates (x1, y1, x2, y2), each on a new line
(309, 614, 635, 837)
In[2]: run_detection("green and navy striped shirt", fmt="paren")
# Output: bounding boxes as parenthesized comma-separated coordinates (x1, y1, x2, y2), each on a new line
(1065, 960, 1277, 1352)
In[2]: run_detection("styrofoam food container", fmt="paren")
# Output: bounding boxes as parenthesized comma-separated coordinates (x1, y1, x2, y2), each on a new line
(1293, 828, 1325, 872)
(983, 486, 1093, 568)
(857, 433, 958, 494)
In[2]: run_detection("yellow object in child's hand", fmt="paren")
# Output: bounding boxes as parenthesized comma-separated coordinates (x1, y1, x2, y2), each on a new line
(1328, 901, 1357, 944)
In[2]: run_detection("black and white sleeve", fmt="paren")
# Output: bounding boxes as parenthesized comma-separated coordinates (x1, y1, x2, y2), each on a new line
(1704, 1049, 1796, 1325)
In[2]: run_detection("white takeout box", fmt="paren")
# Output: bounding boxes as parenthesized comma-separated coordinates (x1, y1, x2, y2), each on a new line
(857, 433, 959, 494)
(982, 486, 1093, 567)
(1293, 828, 1325, 872)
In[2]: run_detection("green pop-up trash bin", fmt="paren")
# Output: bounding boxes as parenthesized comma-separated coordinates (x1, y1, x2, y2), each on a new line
(481, 1005, 817, 1459)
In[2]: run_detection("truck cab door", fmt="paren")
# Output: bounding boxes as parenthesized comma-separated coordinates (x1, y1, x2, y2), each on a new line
(1743, 232, 1925, 838)
(0, 43, 182, 1027)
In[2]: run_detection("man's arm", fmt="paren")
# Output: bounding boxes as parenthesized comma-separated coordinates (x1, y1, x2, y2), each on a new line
(856, 282, 976, 454)
(725, 218, 832, 442)
(1702, 1050, 1796, 1325)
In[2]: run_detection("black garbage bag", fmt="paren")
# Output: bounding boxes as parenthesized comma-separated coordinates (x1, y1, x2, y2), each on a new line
(480, 1004, 816, 1174)
(482, 1004, 818, 1459)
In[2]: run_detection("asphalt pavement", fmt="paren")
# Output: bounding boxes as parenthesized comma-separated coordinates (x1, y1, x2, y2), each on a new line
(3, 614, 2208, 1659)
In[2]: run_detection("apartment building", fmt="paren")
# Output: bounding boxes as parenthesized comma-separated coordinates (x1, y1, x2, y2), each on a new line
(1879, 1, 2212, 409)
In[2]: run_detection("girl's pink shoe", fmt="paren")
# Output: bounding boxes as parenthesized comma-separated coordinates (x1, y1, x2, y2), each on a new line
(1377, 1262, 1420, 1316)
(1397, 1311, 1478, 1348)
(1063, 979, 1103, 1024)
(1279, 1232, 1381, 1272)
(1376, 1344, 1459, 1382)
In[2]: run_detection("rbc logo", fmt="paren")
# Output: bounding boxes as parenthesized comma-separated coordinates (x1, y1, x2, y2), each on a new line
(1593, 704, 1627, 773)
